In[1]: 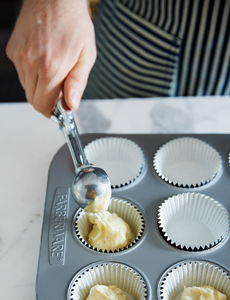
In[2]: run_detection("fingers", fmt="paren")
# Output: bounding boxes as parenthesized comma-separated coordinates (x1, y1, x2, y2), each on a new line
(63, 47, 96, 110)
(7, 38, 59, 117)
(24, 72, 38, 105)
(14, 64, 26, 90)
(32, 76, 63, 118)
(6, 38, 26, 89)
(7, 45, 95, 117)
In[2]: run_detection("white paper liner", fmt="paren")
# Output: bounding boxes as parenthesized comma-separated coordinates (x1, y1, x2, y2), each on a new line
(158, 260, 230, 300)
(153, 137, 222, 187)
(74, 197, 145, 253)
(158, 193, 230, 251)
(84, 137, 145, 188)
(68, 262, 148, 300)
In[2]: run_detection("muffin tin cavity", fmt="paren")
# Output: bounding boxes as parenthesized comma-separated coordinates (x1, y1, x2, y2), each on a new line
(153, 137, 222, 187)
(74, 197, 145, 253)
(158, 193, 230, 251)
(68, 262, 148, 300)
(158, 260, 230, 300)
(84, 137, 145, 189)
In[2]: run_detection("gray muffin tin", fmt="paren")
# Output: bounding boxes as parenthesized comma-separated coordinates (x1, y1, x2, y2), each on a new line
(36, 133, 230, 300)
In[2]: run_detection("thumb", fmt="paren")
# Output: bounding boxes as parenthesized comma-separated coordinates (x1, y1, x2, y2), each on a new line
(64, 55, 93, 110)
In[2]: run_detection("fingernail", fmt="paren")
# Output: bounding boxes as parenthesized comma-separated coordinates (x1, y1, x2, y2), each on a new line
(70, 90, 81, 109)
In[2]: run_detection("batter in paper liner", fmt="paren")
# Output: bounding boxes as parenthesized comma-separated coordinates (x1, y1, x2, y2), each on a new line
(87, 211, 132, 251)
(83, 184, 132, 251)
(86, 284, 128, 300)
(180, 286, 227, 300)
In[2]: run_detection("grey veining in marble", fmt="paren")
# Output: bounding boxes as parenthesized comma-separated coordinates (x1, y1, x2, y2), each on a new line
(74, 96, 230, 134)
(149, 102, 194, 133)
(76, 102, 111, 133)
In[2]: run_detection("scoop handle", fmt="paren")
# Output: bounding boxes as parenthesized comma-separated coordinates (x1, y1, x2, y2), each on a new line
(52, 99, 89, 172)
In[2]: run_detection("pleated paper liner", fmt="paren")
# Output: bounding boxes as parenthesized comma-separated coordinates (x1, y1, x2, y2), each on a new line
(157, 259, 230, 300)
(84, 137, 145, 189)
(74, 197, 145, 253)
(153, 137, 222, 187)
(68, 261, 148, 300)
(158, 193, 230, 251)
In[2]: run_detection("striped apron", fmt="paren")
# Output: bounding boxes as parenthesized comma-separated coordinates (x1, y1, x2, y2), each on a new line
(83, 0, 230, 99)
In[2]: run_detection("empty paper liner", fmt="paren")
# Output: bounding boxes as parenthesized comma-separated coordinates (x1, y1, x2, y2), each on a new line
(84, 137, 145, 188)
(158, 259, 230, 300)
(153, 137, 222, 187)
(74, 197, 145, 253)
(158, 193, 230, 251)
(68, 261, 148, 300)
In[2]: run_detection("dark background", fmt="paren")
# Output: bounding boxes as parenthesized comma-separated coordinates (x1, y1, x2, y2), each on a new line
(0, 0, 27, 103)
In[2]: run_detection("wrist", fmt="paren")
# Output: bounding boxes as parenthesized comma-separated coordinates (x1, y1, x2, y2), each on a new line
(21, 0, 90, 16)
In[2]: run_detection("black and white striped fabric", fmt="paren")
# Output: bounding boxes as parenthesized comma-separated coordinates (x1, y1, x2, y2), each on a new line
(83, 0, 230, 99)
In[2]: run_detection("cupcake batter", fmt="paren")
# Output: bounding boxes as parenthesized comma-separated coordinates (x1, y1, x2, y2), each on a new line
(85, 189, 111, 213)
(86, 285, 128, 300)
(84, 181, 132, 251)
(180, 286, 227, 300)
(88, 211, 132, 251)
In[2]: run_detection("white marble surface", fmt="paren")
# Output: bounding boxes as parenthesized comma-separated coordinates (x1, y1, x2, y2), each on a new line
(0, 96, 230, 300)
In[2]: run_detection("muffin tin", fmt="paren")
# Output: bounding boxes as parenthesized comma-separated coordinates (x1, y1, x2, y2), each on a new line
(36, 133, 230, 300)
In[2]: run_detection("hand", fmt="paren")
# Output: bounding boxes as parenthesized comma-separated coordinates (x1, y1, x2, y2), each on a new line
(6, 0, 96, 117)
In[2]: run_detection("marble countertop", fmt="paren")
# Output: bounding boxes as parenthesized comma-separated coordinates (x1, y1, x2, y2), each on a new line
(0, 96, 230, 300)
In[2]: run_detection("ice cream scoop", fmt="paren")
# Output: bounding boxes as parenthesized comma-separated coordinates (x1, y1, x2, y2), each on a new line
(52, 99, 111, 208)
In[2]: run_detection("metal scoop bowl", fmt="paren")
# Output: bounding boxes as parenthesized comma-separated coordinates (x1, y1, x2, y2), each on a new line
(52, 99, 111, 208)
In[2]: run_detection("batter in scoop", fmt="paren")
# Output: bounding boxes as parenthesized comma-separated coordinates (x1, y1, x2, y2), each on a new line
(85, 189, 111, 213)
